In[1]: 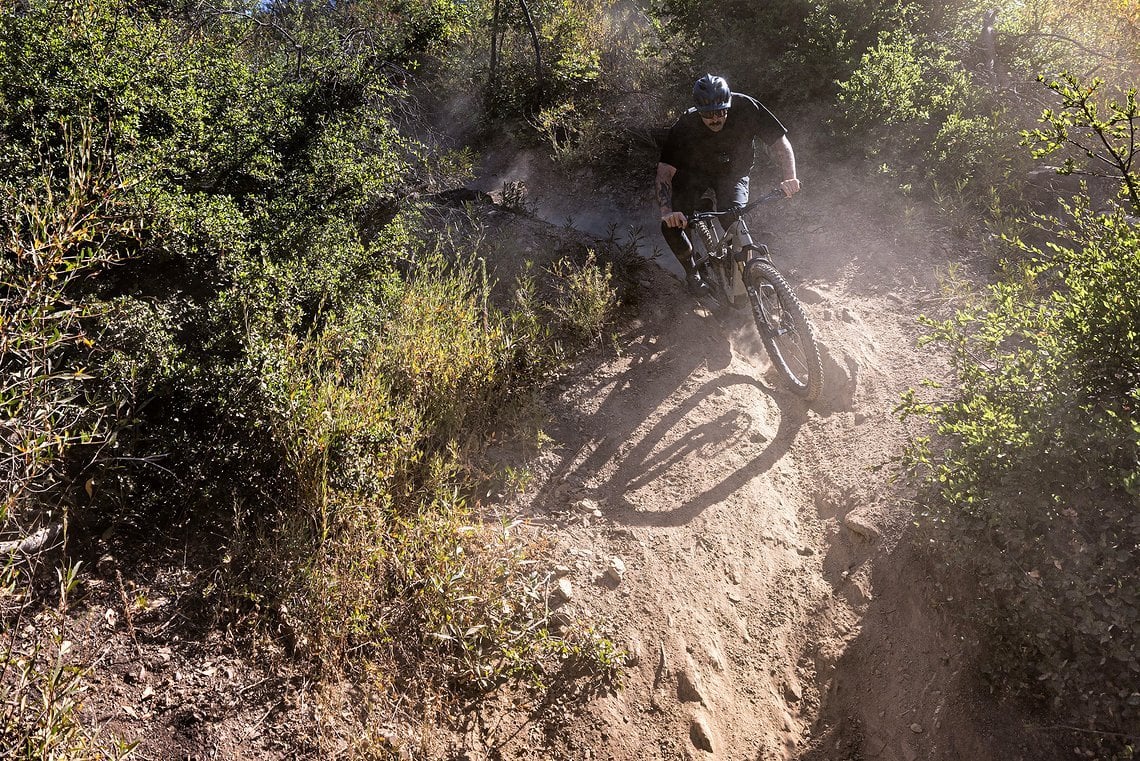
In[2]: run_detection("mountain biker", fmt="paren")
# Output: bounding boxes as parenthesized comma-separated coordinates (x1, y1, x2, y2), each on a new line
(656, 74, 802, 296)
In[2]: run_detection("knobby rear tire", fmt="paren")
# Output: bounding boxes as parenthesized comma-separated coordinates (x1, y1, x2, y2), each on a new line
(706, 259, 735, 306)
(746, 260, 824, 401)
(692, 221, 733, 305)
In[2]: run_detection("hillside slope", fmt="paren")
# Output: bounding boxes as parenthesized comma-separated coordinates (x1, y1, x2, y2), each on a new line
(462, 150, 1052, 760)
(24, 148, 1060, 760)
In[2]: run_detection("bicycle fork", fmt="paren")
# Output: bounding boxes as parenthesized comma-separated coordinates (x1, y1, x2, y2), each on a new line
(744, 257, 789, 340)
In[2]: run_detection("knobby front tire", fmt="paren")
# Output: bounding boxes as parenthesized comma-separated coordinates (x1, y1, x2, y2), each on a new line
(747, 260, 824, 401)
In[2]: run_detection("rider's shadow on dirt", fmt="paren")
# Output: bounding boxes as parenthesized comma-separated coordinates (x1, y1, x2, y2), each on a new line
(600, 371, 804, 527)
(524, 272, 810, 528)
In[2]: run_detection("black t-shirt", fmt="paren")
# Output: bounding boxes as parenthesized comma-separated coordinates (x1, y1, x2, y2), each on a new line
(659, 93, 787, 177)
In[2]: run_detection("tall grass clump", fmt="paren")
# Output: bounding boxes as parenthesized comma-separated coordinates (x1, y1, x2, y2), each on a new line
(0, 118, 146, 753)
(546, 250, 619, 345)
(1, 119, 137, 539)
(0, 624, 139, 759)
(1, 554, 138, 759)
(239, 254, 622, 736)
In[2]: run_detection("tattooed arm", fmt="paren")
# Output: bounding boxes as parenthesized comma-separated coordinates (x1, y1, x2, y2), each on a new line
(768, 136, 801, 197)
(657, 162, 687, 228)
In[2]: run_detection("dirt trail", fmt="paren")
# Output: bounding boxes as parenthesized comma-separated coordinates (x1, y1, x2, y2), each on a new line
(469, 150, 1041, 760)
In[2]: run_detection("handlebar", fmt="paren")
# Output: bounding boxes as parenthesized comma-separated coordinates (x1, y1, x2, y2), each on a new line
(687, 187, 787, 224)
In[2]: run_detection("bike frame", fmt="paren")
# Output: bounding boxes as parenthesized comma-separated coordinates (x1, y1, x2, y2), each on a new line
(687, 188, 784, 303)
(681, 187, 824, 400)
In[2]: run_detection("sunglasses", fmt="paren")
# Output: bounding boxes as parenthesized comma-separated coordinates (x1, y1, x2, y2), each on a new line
(700, 109, 728, 120)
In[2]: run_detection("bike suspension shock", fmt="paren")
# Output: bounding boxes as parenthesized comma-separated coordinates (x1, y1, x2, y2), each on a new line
(694, 221, 718, 254)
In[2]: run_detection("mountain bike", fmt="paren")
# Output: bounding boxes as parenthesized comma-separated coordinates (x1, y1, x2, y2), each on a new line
(686, 189, 824, 401)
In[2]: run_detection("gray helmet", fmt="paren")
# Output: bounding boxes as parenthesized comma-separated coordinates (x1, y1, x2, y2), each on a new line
(693, 74, 732, 111)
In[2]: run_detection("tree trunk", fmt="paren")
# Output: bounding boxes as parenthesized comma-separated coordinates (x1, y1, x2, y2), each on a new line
(489, 0, 501, 95)
(518, 0, 543, 108)
(978, 9, 998, 86)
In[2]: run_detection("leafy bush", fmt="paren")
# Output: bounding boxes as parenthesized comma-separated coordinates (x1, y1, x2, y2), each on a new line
(2, 0, 625, 749)
(983, 0, 1140, 90)
(0, 0, 449, 515)
(1024, 75, 1140, 215)
(430, 0, 668, 165)
(835, 22, 1026, 198)
(546, 250, 619, 345)
(479, 0, 608, 113)
(829, 1, 1140, 213)
(898, 198, 1140, 750)
(651, 0, 890, 110)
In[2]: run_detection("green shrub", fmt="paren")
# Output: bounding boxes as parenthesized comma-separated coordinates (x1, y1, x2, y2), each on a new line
(545, 249, 619, 345)
(0, 0, 441, 522)
(1, 0, 625, 746)
(898, 201, 1140, 748)
(830, 2, 1139, 213)
(432, 0, 666, 165)
(478, 0, 607, 113)
(836, 22, 1026, 198)
(651, 0, 890, 110)
(1023, 75, 1140, 215)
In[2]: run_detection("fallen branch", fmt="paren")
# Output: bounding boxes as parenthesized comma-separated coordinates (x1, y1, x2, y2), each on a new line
(0, 523, 62, 556)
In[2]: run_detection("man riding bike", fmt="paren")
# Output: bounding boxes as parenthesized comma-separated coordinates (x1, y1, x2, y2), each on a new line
(656, 74, 802, 296)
